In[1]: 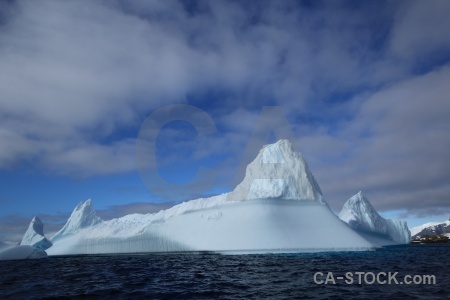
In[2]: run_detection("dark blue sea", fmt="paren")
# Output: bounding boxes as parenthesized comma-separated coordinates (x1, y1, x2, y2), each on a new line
(1, 244, 449, 299)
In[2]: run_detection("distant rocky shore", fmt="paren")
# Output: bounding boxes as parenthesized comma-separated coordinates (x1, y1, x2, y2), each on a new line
(411, 234, 450, 244)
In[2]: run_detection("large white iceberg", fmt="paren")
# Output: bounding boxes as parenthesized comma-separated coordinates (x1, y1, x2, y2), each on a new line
(0, 241, 47, 260)
(338, 191, 411, 245)
(20, 216, 53, 250)
(48, 140, 377, 255)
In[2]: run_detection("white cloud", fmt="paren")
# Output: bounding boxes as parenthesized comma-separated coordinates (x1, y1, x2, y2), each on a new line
(390, 0, 450, 61)
(42, 138, 138, 177)
(0, 0, 449, 219)
(306, 65, 450, 214)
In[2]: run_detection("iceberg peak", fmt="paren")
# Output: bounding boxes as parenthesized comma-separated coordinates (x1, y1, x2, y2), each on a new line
(339, 192, 379, 225)
(339, 192, 411, 244)
(261, 139, 289, 163)
(20, 216, 52, 250)
(31, 216, 44, 236)
(228, 139, 325, 203)
(51, 199, 102, 242)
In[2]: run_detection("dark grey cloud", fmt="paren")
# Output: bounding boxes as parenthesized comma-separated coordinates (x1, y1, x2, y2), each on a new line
(389, 0, 450, 63)
(399, 207, 450, 219)
(0, 0, 401, 176)
(303, 65, 450, 216)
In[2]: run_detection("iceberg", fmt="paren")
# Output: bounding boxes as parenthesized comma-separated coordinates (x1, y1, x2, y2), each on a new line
(0, 241, 47, 260)
(338, 192, 411, 245)
(48, 140, 376, 255)
(51, 199, 102, 243)
(20, 216, 53, 250)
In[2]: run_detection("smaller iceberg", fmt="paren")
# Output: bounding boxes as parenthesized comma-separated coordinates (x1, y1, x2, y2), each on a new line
(338, 191, 411, 245)
(0, 241, 47, 260)
(20, 216, 53, 250)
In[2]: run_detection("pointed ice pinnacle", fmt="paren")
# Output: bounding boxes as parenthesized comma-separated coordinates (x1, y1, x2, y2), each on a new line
(51, 199, 102, 242)
(338, 192, 411, 244)
(20, 216, 53, 250)
(261, 142, 286, 163)
(228, 139, 326, 203)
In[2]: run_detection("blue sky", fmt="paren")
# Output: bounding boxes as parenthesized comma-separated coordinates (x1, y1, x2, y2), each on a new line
(1, 0, 450, 242)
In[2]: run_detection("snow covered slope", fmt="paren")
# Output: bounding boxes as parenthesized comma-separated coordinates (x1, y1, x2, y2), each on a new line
(0, 241, 47, 260)
(338, 192, 411, 245)
(48, 140, 376, 255)
(48, 198, 374, 255)
(20, 216, 53, 250)
(410, 222, 441, 237)
(410, 218, 450, 238)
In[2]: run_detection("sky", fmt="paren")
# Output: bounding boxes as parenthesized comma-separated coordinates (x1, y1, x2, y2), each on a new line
(1, 0, 450, 243)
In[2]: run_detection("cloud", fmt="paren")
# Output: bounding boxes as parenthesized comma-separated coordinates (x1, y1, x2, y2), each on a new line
(0, 213, 69, 243)
(389, 0, 450, 63)
(0, 0, 449, 220)
(0, 0, 204, 174)
(303, 65, 450, 215)
(43, 138, 138, 177)
(0, 0, 402, 175)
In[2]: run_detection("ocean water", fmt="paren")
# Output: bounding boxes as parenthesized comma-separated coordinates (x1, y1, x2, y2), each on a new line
(0, 244, 449, 299)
